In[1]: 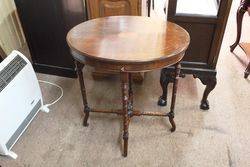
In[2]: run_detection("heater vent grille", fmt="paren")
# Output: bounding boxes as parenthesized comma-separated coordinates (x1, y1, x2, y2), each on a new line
(0, 55, 27, 92)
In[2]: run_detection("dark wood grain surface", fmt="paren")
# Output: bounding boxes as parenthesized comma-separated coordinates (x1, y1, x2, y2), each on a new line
(67, 16, 190, 72)
(15, 0, 87, 77)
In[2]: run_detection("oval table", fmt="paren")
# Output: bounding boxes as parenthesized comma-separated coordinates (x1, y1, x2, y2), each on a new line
(67, 16, 190, 157)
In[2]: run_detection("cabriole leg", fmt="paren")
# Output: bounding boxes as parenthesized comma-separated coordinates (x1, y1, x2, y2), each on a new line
(230, 4, 246, 52)
(158, 69, 175, 106)
(195, 75, 217, 110)
(76, 61, 90, 127)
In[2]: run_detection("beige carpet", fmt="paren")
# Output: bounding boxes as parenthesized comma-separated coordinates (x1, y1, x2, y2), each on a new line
(1, 1, 250, 166)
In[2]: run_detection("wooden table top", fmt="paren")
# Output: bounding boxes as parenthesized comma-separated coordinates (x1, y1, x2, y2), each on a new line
(67, 16, 190, 72)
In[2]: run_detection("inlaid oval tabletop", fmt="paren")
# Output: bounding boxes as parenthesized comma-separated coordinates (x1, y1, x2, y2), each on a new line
(67, 16, 190, 70)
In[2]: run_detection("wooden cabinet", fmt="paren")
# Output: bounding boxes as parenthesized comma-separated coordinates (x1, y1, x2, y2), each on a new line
(86, 0, 142, 19)
(15, 0, 87, 77)
(158, 0, 232, 110)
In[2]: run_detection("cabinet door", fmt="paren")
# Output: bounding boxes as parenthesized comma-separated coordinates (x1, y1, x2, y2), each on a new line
(167, 0, 220, 64)
(167, 0, 232, 68)
(87, 0, 141, 19)
(15, 0, 87, 77)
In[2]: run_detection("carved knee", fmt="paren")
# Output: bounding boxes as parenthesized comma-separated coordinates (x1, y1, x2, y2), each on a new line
(158, 69, 175, 106)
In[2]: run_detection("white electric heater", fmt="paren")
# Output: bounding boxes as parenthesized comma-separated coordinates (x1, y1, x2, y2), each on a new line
(0, 50, 49, 159)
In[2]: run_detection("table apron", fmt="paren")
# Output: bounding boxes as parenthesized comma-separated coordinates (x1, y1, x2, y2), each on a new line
(71, 50, 185, 73)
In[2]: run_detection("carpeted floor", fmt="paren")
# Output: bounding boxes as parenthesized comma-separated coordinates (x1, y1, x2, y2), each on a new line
(1, 1, 250, 166)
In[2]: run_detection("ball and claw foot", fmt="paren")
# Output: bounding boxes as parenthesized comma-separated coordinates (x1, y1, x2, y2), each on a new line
(200, 100, 210, 110)
(158, 96, 167, 106)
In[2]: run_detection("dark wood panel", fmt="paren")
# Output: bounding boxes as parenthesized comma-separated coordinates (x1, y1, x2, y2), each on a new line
(167, 0, 232, 68)
(208, 0, 232, 68)
(158, 0, 232, 110)
(33, 63, 77, 78)
(15, 0, 87, 77)
(175, 23, 215, 63)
